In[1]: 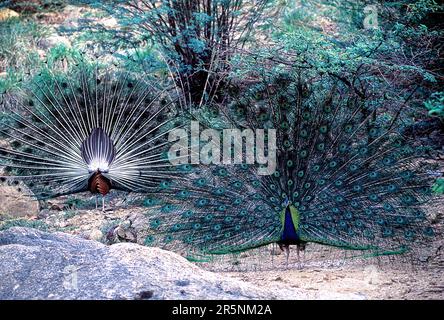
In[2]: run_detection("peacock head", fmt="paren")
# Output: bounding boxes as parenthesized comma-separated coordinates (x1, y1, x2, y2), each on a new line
(282, 197, 291, 208)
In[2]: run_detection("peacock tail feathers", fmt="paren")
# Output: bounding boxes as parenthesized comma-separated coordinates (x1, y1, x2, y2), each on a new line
(0, 62, 189, 201)
(141, 70, 442, 259)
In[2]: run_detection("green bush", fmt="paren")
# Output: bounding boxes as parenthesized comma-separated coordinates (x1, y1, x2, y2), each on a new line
(425, 92, 444, 118)
(0, 218, 49, 231)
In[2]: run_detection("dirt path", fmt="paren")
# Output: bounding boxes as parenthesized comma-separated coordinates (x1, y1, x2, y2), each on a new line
(226, 266, 443, 299)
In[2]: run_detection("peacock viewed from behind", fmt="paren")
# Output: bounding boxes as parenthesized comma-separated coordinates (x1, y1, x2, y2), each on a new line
(142, 72, 442, 263)
(0, 63, 188, 210)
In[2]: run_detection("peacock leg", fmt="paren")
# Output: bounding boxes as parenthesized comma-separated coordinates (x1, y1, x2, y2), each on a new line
(102, 196, 105, 212)
(296, 245, 302, 270)
(95, 196, 98, 210)
(285, 245, 290, 268)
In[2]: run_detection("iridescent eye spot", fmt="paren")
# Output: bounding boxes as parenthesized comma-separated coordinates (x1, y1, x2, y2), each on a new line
(319, 125, 328, 133)
(144, 236, 154, 245)
(193, 223, 201, 230)
(404, 230, 414, 239)
(150, 219, 161, 229)
(214, 188, 225, 195)
(233, 181, 242, 188)
(387, 185, 396, 192)
(233, 198, 242, 205)
(335, 195, 344, 202)
(369, 128, 378, 136)
(369, 171, 378, 179)
(182, 210, 193, 218)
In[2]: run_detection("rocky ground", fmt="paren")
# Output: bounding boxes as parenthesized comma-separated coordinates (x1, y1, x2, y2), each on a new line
(2, 226, 442, 300)
(0, 227, 365, 299)
(0, 198, 443, 300)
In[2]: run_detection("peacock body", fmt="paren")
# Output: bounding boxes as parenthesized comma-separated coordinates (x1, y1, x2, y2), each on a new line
(142, 73, 442, 262)
(0, 64, 186, 210)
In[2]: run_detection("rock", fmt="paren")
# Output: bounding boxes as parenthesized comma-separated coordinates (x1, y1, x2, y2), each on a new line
(0, 227, 313, 300)
(116, 219, 137, 242)
(37, 209, 50, 220)
(88, 229, 103, 242)
(0, 184, 39, 218)
(0, 8, 19, 21)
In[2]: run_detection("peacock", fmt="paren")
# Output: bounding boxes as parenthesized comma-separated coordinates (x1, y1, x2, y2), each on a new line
(0, 63, 188, 210)
(142, 72, 442, 264)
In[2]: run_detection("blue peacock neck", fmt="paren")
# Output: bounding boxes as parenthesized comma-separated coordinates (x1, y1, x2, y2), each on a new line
(279, 203, 301, 243)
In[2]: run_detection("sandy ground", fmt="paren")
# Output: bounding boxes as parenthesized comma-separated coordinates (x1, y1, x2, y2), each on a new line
(226, 265, 444, 300)
(3, 202, 443, 300)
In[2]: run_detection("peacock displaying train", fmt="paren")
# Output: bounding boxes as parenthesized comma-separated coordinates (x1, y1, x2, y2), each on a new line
(0, 62, 189, 210)
(142, 71, 442, 262)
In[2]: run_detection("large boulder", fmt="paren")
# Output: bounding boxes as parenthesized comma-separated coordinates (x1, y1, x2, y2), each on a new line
(0, 184, 40, 218)
(0, 8, 20, 21)
(0, 227, 330, 300)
